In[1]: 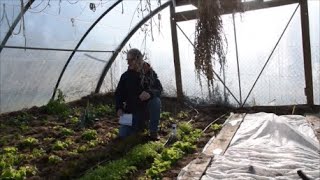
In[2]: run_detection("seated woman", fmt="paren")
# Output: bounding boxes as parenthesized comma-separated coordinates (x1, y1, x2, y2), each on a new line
(115, 48, 162, 140)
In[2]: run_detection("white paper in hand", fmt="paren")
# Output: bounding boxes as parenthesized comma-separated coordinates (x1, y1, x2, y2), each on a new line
(119, 114, 133, 126)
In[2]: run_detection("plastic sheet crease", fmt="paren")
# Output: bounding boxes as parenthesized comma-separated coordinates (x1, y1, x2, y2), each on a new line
(179, 112, 320, 180)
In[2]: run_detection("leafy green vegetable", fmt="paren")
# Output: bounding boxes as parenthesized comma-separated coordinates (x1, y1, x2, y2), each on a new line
(82, 129, 98, 141)
(48, 155, 62, 164)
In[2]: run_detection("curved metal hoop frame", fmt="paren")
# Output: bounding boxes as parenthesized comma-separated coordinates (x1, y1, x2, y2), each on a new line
(0, 0, 35, 54)
(51, 0, 123, 99)
(95, 1, 172, 93)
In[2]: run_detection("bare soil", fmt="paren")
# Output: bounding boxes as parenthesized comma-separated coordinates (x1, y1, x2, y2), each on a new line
(0, 93, 318, 179)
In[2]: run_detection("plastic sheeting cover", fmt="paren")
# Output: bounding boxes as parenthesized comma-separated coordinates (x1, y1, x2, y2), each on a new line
(202, 112, 320, 180)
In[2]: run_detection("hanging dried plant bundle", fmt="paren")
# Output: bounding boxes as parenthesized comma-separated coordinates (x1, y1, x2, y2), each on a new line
(194, 0, 226, 88)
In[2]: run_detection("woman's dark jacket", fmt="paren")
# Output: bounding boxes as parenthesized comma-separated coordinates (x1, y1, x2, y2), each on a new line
(115, 62, 163, 114)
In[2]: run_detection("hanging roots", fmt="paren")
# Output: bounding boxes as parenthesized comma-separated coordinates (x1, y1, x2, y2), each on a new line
(194, 0, 226, 88)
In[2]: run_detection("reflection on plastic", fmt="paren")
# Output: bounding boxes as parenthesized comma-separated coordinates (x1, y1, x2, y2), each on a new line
(201, 113, 320, 180)
(213, 148, 222, 155)
(228, 119, 242, 126)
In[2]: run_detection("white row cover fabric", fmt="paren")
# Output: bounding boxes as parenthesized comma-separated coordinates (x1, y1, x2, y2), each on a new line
(201, 112, 320, 180)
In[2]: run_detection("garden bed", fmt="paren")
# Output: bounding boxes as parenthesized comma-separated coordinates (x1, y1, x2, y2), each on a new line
(0, 93, 229, 179)
(1, 93, 318, 179)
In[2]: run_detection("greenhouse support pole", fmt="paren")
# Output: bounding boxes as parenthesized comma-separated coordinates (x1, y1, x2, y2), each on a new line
(299, 0, 314, 105)
(241, 4, 299, 107)
(170, 3, 184, 100)
(176, 24, 194, 46)
(95, 1, 172, 93)
(232, 13, 242, 105)
(0, 0, 35, 54)
(51, 0, 122, 100)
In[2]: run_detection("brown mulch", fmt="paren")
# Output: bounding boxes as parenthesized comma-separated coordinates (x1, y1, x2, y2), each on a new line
(0, 93, 319, 179)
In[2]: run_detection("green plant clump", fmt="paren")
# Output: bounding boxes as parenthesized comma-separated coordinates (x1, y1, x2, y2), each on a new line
(92, 104, 115, 117)
(161, 147, 184, 163)
(82, 129, 98, 141)
(1, 166, 27, 180)
(178, 122, 193, 134)
(0, 147, 34, 179)
(8, 112, 32, 126)
(80, 122, 202, 180)
(65, 138, 74, 146)
(30, 148, 46, 159)
(48, 155, 63, 164)
(19, 137, 39, 148)
(106, 128, 119, 139)
(211, 123, 222, 133)
(1, 147, 23, 168)
(80, 103, 95, 127)
(145, 158, 171, 179)
(145, 146, 184, 178)
(45, 90, 70, 118)
(77, 145, 89, 153)
(145, 123, 202, 179)
(70, 117, 79, 124)
(43, 137, 54, 143)
(52, 140, 68, 150)
(177, 111, 189, 119)
(88, 140, 99, 148)
(160, 112, 171, 120)
(3, 147, 18, 154)
(172, 141, 196, 153)
(80, 142, 162, 180)
(60, 127, 75, 136)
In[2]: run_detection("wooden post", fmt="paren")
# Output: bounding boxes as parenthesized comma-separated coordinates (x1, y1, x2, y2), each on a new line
(170, 4, 184, 100)
(300, 0, 314, 105)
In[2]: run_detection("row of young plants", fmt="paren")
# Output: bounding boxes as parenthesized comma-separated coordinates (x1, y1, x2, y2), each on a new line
(0, 91, 118, 179)
(0, 147, 37, 179)
(45, 90, 115, 123)
(0, 128, 119, 179)
(80, 121, 203, 180)
(1, 91, 216, 179)
(1, 91, 116, 131)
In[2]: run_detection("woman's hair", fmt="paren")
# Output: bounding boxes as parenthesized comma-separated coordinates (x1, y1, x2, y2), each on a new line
(127, 48, 143, 61)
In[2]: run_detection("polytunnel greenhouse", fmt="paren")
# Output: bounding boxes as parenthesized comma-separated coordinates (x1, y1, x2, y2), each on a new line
(0, 0, 319, 179)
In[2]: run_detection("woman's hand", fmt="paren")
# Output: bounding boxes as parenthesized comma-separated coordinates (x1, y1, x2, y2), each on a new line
(139, 91, 151, 101)
(117, 109, 123, 117)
